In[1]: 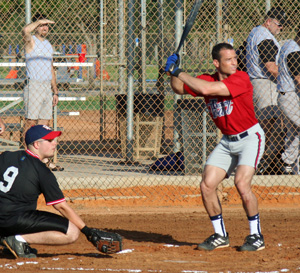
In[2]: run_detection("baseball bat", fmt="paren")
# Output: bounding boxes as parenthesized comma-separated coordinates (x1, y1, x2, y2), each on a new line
(166, 0, 203, 75)
(174, 0, 203, 55)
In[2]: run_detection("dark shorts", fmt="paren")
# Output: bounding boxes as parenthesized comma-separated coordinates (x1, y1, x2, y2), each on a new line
(0, 210, 69, 237)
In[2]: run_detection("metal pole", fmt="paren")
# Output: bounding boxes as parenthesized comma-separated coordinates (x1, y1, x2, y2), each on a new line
(141, 0, 147, 94)
(99, 0, 105, 140)
(25, 0, 31, 24)
(118, 0, 126, 95)
(216, 0, 222, 43)
(126, 0, 136, 161)
(100, 0, 104, 93)
(156, 0, 165, 94)
(173, 0, 183, 153)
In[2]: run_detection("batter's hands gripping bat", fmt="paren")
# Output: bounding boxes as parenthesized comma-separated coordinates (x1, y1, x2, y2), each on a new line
(166, 0, 203, 75)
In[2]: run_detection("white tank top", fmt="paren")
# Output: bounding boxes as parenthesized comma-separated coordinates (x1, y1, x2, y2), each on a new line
(25, 35, 53, 81)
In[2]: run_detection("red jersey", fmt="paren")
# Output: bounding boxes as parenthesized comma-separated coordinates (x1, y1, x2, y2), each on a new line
(184, 70, 258, 135)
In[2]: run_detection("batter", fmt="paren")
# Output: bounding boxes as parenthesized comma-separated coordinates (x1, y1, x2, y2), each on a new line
(165, 43, 265, 252)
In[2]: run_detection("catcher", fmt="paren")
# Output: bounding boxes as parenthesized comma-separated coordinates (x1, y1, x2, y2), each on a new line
(0, 125, 122, 258)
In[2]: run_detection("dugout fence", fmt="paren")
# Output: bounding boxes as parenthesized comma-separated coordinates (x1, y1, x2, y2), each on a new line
(0, 0, 300, 205)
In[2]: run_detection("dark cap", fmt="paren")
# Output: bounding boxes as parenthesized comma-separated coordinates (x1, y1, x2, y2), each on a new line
(267, 7, 287, 25)
(32, 13, 47, 22)
(25, 125, 61, 146)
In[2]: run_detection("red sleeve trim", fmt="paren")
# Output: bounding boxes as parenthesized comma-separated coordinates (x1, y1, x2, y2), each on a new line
(46, 198, 66, 206)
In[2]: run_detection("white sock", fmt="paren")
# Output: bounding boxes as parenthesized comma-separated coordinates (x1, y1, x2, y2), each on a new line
(248, 213, 261, 235)
(15, 235, 26, 243)
(210, 214, 227, 237)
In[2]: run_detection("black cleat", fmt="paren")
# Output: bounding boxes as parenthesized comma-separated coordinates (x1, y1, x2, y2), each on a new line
(2, 236, 37, 258)
(197, 233, 229, 251)
(239, 234, 265, 251)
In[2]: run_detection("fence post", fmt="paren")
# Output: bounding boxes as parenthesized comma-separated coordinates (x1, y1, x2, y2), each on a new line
(25, 0, 31, 24)
(173, 0, 184, 154)
(216, 0, 223, 43)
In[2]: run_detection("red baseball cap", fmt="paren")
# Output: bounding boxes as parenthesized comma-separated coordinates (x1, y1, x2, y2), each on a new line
(25, 125, 62, 146)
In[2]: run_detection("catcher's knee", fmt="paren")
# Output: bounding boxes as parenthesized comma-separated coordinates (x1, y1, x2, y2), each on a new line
(66, 222, 80, 243)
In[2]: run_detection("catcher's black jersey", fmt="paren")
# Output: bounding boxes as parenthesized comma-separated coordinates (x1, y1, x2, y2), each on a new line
(0, 150, 65, 224)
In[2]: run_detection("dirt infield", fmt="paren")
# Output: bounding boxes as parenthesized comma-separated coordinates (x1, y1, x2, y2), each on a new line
(1, 203, 300, 273)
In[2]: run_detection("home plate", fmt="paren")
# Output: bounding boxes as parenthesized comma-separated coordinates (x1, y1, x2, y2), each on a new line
(117, 249, 134, 254)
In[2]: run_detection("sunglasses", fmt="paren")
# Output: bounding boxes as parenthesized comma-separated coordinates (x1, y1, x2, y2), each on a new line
(273, 21, 282, 27)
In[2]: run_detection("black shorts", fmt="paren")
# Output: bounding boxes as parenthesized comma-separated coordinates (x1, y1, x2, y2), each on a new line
(0, 210, 69, 237)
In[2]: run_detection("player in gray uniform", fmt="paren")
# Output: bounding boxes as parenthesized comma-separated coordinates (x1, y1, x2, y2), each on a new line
(277, 29, 300, 175)
(246, 7, 287, 172)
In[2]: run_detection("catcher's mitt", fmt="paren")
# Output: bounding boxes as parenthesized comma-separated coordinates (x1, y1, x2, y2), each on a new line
(87, 229, 122, 254)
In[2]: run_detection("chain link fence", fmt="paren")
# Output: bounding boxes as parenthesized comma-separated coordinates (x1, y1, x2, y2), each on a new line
(0, 0, 299, 205)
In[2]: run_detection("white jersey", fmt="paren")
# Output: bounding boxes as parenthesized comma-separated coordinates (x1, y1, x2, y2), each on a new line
(246, 25, 280, 80)
(25, 35, 53, 81)
(277, 40, 300, 93)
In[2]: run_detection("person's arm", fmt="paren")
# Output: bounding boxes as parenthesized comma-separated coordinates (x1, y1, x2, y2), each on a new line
(258, 39, 279, 78)
(53, 200, 122, 254)
(171, 72, 230, 97)
(287, 51, 300, 87)
(22, 19, 55, 53)
(53, 201, 85, 230)
(51, 62, 59, 106)
(0, 117, 5, 135)
(170, 75, 187, 95)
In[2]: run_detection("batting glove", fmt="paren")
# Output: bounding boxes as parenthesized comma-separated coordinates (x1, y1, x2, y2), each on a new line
(164, 53, 182, 77)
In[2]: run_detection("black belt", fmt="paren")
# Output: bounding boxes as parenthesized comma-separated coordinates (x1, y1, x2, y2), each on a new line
(226, 131, 249, 142)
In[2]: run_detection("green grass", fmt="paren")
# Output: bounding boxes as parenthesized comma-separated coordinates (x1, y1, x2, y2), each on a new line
(105, 64, 159, 82)
(0, 67, 10, 78)
(58, 95, 176, 111)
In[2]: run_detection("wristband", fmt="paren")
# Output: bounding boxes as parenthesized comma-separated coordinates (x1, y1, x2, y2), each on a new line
(172, 68, 183, 77)
(81, 226, 92, 236)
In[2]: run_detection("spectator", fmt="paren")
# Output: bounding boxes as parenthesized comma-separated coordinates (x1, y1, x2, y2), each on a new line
(22, 13, 63, 171)
(246, 7, 287, 170)
(277, 28, 300, 175)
